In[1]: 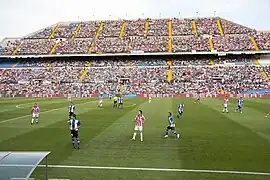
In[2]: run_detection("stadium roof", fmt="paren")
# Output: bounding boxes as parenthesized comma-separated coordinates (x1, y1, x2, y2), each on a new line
(0, 151, 50, 180)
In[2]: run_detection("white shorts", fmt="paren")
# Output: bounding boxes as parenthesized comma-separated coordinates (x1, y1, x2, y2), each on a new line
(224, 104, 228, 108)
(32, 113, 39, 118)
(134, 125, 143, 131)
(99, 100, 103, 104)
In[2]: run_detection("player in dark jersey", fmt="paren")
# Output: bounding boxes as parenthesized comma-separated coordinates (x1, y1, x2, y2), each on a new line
(68, 102, 75, 120)
(69, 114, 81, 149)
(235, 97, 244, 113)
(164, 112, 180, 138)
(177, 103, 184, 119)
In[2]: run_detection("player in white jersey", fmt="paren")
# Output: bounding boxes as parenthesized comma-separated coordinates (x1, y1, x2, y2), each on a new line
(235, 97, 244, 113)
(98, 94, 103, 107)
(68, 114, 81, 149)
(177, 103, 184, 119)
(148, 96, 152, 103)
(68, 102, 75, 120)
(223, 97, 229, 113)
(31, 103, 39, 125)
(131, 110, 145, 142)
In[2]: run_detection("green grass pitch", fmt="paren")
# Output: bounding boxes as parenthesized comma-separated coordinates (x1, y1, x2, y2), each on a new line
(0, 97, 270, 180)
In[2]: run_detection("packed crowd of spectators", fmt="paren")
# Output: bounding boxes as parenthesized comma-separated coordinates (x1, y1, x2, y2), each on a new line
(254, 32, 270, 50)
(0, 58, 269, 97)
(1, 17, 270, 55)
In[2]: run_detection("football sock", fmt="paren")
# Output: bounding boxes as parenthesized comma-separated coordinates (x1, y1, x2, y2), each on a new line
(140, 132, 143, 141)
(31, 119, 34, 124)
(77, 139, 80, 148)
(165, 130, 169, 135)
(72, 139, 75, 148)
(133, 132, 136, 139)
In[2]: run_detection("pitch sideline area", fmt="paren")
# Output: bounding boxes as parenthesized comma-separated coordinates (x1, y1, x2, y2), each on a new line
(36, 164, 270, 176)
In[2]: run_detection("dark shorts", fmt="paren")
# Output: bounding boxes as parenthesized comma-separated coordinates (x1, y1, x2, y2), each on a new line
(114, 101, 117, 104)
(69, 112, 75, 117)
(119, 102, 123, 105)
(238, 105, 242, 109)
(167, 126, 175, 130)
(71, 130, 79, 138)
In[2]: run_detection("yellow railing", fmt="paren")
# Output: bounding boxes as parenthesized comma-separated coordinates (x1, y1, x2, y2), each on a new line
(49, 41, 59, 55)
(87, 42, 95, 54)
(168, 38, 172, 53)
(168, 19, 172, 37)
(144, 19, 149, 37)
(209, 38, 214, 51)
(191, 20, 198, 37)
(250, 37, 260, 51)
(12, 40, 24, 55)
(71, 23, 82, 40)
(79, 62, 92, 82)
(253, 57, 270, 82)
(95, 23, 104, 38)
(167, 37, 173, 83)
(210, 59, 215, 66)
(48, 24, 59, 40)
(217, 18, 224, 36)
(119, 22, 126, 38)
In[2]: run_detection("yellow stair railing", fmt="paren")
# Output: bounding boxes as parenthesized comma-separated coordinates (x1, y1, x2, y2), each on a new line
(87, 42, 95, 54)
(217, 18, 224, 36)
(191, 20, 198, 37)
(87, 23, 104, 54)
(95, 23, 104, 38)
(168, 38, 172, 53)
(144, 18, 149, 37)
(79, 61, 92, 82)
(71, 23, 82, 40)
(49, 41, 59, 55)
(250, 37, 260, 51)
(210, 59, 215, 67)
(12, 40, 24, 55)
(167, 37, 173, 83)
(209, 38, 214, 51)
(168, 19, 172, 37)
(48, 24, 59, 40)
(119, 22, 126, 38)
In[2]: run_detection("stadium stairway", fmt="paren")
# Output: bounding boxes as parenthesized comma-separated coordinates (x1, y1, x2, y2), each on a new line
(209, 38, 214, 52)
(144, 18, 149, 37)
(250, 38, 270, 81)
(12, 40, 24, 55)
(217, 18, 224, 36)
(253, 58, 270, 81)
(87, 23, 103, 54)
(10, 40, 24, 68)
(250, 37, 260, 51)
(49, 24, 59, 40)
(71, 23, 82, 40)
(168, 19, 172, 37)
(119, 22, 126, 38)
(191, 20, 198, 37)
(210, 59, 215, 66)
(49, 41, 59, 55)
(79, 61, 91, 82)
(95, 22, 104, 39)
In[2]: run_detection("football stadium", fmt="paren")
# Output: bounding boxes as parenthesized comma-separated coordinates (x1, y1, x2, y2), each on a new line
(0, 2, 270, 180)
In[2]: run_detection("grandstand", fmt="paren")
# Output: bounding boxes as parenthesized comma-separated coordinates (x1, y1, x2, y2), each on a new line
(0, 17, 269, 56)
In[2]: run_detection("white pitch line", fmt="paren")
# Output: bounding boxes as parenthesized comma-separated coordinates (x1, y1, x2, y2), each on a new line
(0, 101, 93, 124)
(35, 165, 270, 176)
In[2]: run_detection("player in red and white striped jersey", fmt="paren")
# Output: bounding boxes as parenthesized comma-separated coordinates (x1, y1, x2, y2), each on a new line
(131, 110, 145, 142)
(31, 103, 40, 125)
(223, 97, 229, 113)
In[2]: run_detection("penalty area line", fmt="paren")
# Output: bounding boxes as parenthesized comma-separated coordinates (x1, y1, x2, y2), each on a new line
(36, 165, 270, 176)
